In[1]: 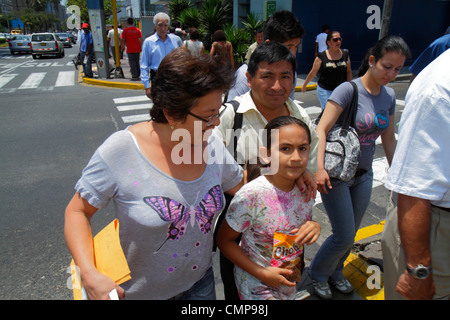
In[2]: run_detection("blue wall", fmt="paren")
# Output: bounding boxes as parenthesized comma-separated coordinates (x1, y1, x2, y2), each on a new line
(292, 0, 450, 74)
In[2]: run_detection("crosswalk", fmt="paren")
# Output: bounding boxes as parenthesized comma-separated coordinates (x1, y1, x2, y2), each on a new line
(113, 95, 153, 124)
(0, 70, 76, 92)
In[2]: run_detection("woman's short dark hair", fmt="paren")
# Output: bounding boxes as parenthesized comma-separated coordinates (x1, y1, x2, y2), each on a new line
(150, 47, 233, 123)
(247, 41, 297, 83)
(357, 35, 412, 77)
(212, 30, 226, 42)
(189, 27, 200, 40)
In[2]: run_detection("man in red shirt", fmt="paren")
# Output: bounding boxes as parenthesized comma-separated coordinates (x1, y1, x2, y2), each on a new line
(121, 18, 143, 80)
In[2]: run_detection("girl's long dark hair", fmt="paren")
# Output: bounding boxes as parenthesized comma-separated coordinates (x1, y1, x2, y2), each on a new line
(357, 35, 411, 77)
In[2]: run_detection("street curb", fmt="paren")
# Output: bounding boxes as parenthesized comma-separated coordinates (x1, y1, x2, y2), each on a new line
(80, 72, 309, 92)
(84, 77, 145, 90)
(295, 84, 316, 92)
(80, 77, 410, 91)
(78, 66, 145, 90)
(344, 221, 385, 300)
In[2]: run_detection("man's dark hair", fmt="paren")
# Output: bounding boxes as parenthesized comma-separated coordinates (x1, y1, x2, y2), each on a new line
(263, 10, 305, 43)
(322, 24, 330, 32)
(247, 41, 297, 82)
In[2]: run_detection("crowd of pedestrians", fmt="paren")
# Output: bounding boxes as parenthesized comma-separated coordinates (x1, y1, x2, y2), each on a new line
(67, 11, 449, 301)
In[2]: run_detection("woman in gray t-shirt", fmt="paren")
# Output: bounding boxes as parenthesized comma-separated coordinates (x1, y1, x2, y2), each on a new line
(309, 35, 411, 299)
(65, 48, 243, 300)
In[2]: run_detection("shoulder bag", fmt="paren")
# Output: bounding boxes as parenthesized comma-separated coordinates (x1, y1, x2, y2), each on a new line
(314, 81, 360, 182)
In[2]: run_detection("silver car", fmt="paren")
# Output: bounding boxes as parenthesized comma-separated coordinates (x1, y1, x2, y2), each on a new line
(9, 35, 32, 54)
(31, 33, 65, 59)
(56, 33, 72, 48)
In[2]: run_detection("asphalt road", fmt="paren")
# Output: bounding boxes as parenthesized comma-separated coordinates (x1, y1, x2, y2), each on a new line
(0, 46, 411, 299)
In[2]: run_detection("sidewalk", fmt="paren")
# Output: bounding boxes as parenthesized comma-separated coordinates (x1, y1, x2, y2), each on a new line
(80, 56, 412, 92)
(80, 53, 145, 90)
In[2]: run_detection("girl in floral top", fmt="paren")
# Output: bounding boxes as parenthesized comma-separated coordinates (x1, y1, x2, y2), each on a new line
(217, 116, 321, 300)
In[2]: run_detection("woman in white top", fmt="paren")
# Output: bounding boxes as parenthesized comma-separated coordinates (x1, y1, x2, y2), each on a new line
(183, 27, 205, 56)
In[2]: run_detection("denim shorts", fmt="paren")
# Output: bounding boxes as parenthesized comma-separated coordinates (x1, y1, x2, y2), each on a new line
(317, 85, 333, 110)
(168, 267, 216, 300)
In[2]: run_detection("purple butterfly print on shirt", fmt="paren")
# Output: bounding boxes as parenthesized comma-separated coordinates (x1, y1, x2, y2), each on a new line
(143, 185, 224, 253)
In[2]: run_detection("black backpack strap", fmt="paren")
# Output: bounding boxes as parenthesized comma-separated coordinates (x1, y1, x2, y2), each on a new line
(317, 81, 358, 128)
(342, 81, 358, 130)
(213, 99, 242, 252)
(226, 100, 242, 160)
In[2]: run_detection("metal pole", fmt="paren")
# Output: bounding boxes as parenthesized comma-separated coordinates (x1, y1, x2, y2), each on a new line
(112, 0, 120, 68)
(111, 0, 124, 78)
(379, 0, 394, 39)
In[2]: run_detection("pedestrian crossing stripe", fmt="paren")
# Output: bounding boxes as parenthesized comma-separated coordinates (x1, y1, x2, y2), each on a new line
(116, 103, 152, 112)
(19, 72, 46, 89)
(55, 71, 76, 87)
(121, 114, 151, 123)
(0, 70, 76, 91)
(0, 73, 18, 88)
(114, 95, 152, 124)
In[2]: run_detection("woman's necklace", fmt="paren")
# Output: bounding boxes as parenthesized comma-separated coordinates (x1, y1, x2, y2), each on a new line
(327, 49, 342, 61)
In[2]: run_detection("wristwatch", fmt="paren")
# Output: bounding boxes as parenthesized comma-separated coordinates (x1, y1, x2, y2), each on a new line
(406, 264, 432, 279)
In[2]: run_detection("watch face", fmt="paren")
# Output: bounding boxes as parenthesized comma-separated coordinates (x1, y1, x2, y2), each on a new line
(416, 268, 429, 279)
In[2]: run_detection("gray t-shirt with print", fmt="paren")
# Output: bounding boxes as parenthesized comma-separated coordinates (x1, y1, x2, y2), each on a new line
(75, 129, 243, 299)
(329, 77, 395, 170)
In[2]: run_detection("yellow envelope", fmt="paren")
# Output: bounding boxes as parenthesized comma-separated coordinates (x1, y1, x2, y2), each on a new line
(70, 219, 131, 300)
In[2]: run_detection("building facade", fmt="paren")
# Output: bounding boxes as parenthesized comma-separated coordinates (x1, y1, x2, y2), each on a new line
(235, 0, 450, 73)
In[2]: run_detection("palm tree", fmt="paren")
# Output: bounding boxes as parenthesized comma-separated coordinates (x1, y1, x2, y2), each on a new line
(198, 0, 232, 49)
(241, 12, 264, 38)
(177, 7, 200, 29)
(169, 0, 192, 21)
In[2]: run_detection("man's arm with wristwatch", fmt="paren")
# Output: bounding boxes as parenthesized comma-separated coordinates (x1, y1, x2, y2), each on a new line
(396, 194, 435, 299)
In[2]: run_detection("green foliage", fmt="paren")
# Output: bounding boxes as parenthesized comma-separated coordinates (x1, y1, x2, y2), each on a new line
(241, 12, 264, 37)
(169, 0, 263, 67)
(177, 7, 200, 29)
(66, 0, 116, 25)
(8, 8, 60, 33)
(197, 0, 231, 49)
(168, 0, 193, 21)
(223, 23, 251, 66)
